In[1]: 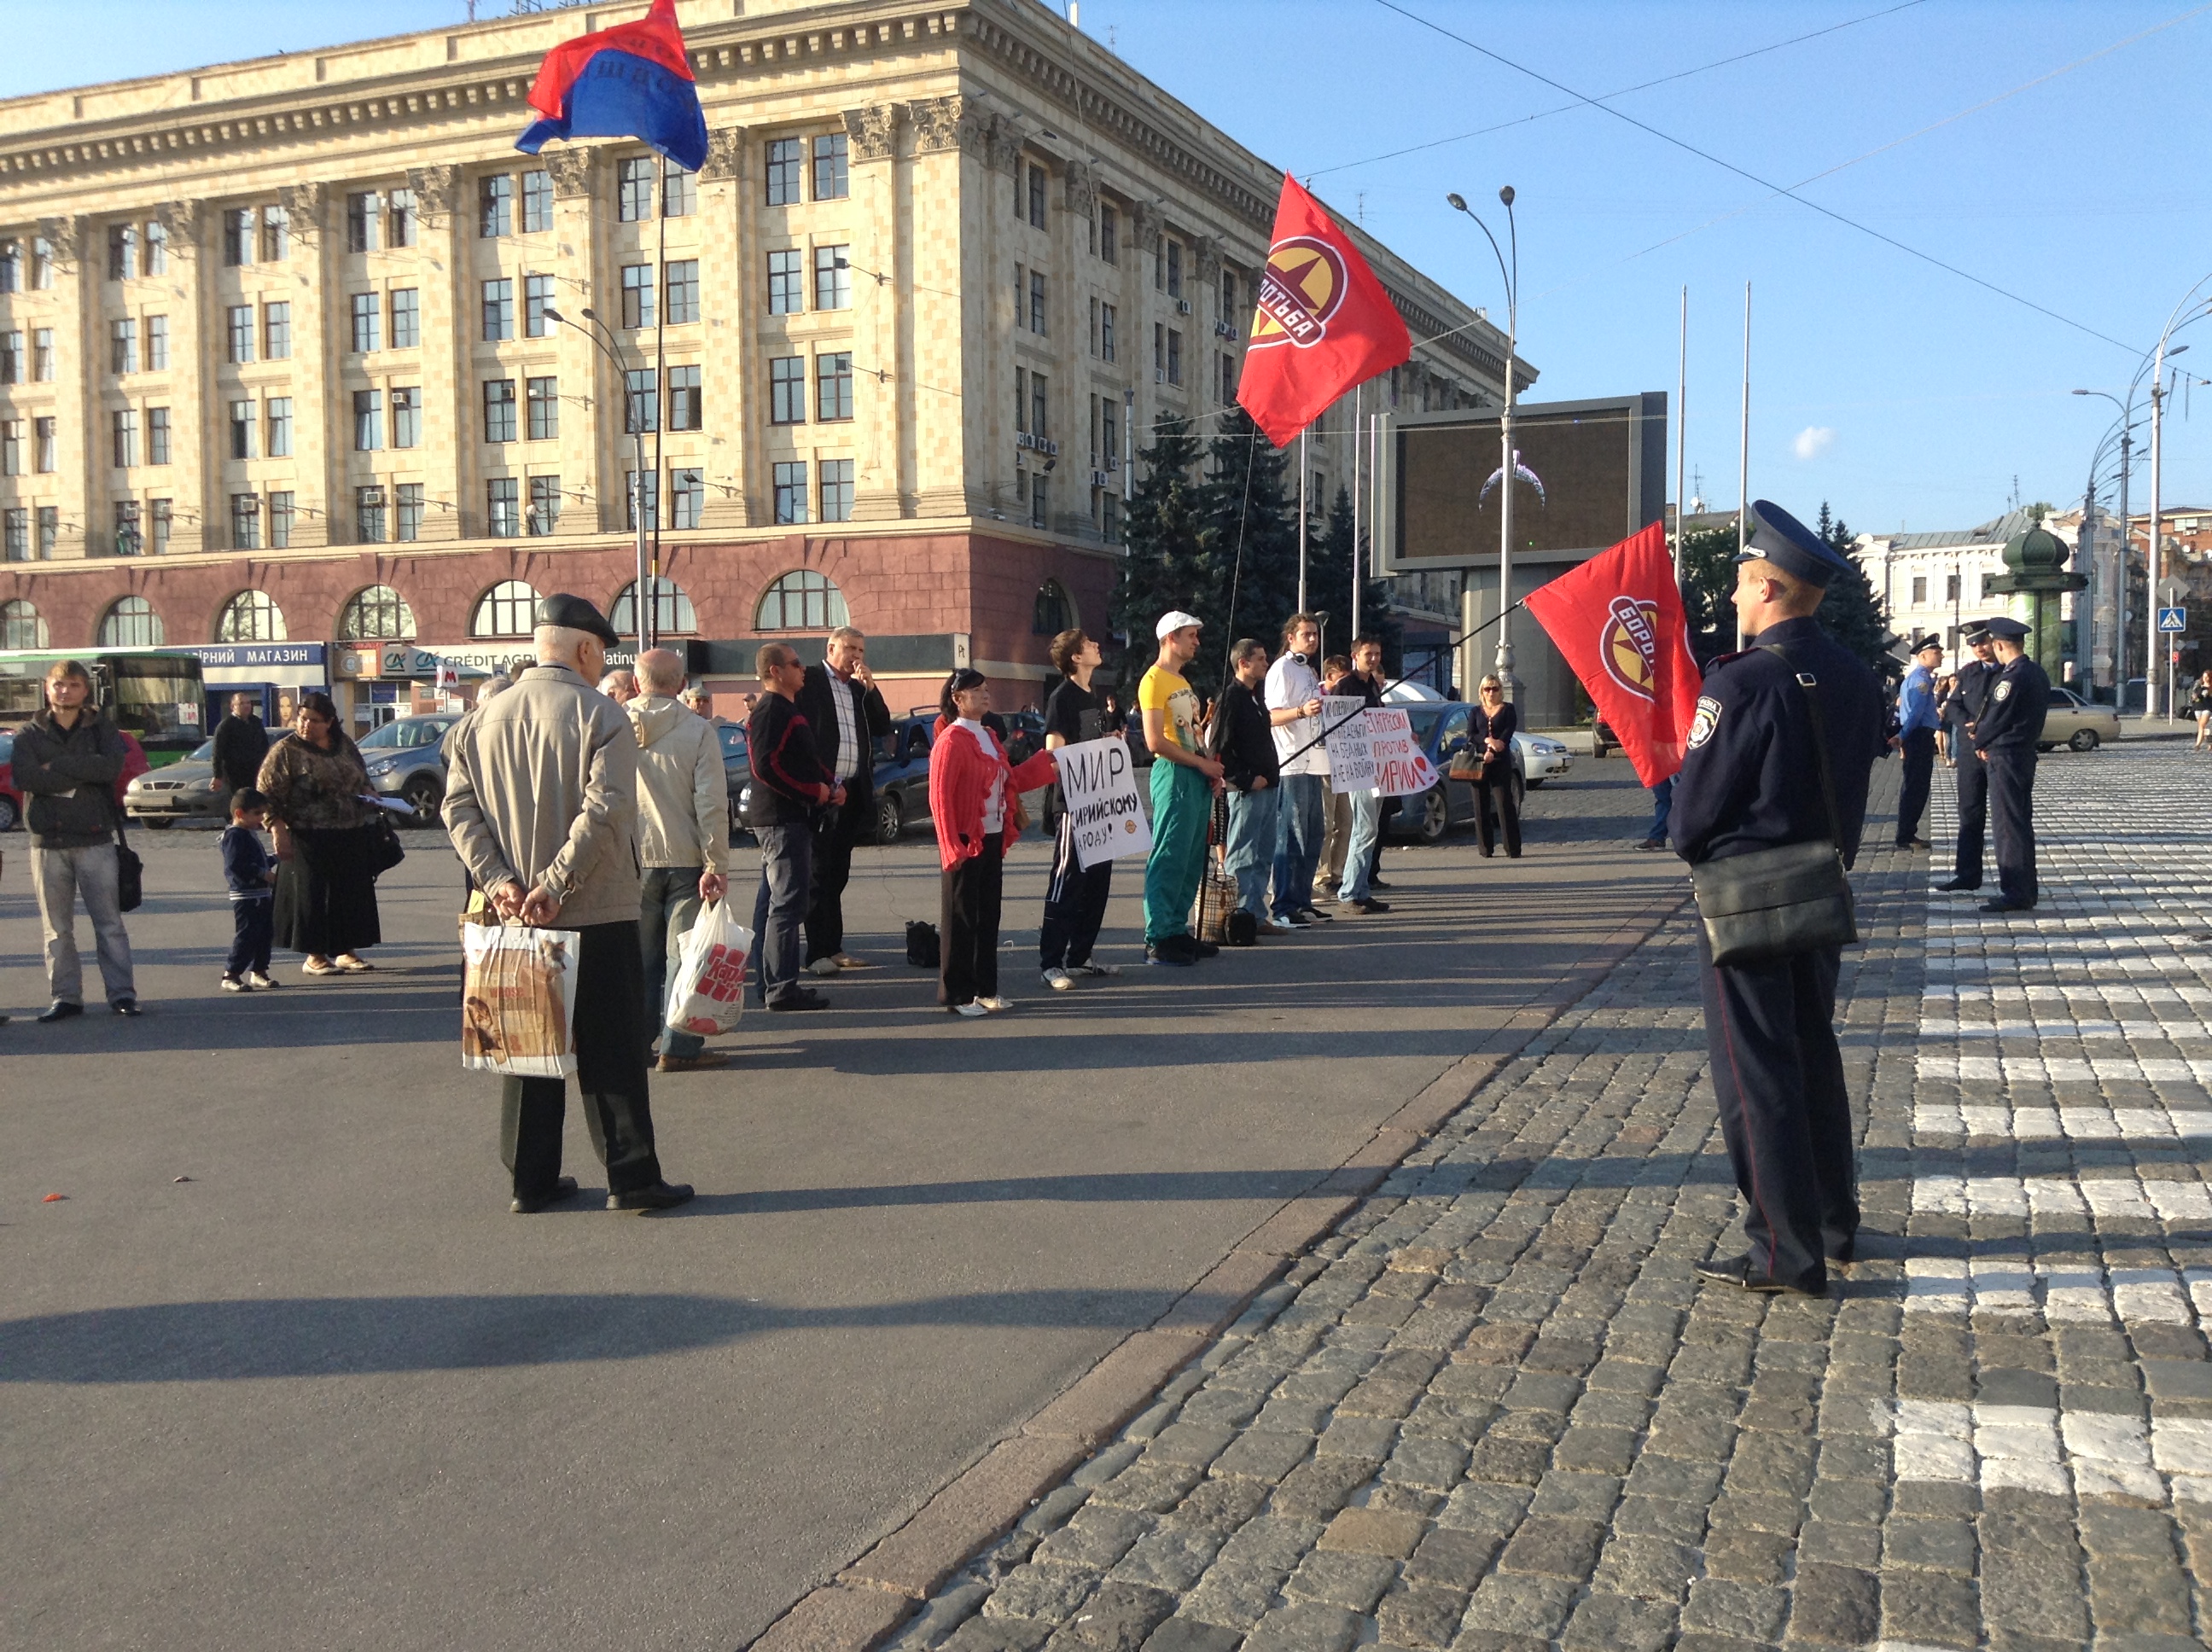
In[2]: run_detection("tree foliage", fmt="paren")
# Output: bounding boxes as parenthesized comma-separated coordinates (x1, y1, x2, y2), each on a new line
(1308, 484, 1402, 672)
(1111, 416, 1220, 695)
(1676, 505, 1896, 678)
(1201, 409, 1303, 684)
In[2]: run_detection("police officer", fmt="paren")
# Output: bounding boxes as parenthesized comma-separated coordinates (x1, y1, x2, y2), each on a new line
(1893, 635, 1942, 848)
(1673, 502, 1888, 1294)
(1936, 621, 1999, 893)
(1969, 615, 2049, 913)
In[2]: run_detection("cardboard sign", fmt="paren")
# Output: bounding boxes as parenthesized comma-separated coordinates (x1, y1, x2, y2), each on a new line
(1056, 735, 1153, 870)
(1365, 707, 1441, 798)
(1322, 702, 1377, 791)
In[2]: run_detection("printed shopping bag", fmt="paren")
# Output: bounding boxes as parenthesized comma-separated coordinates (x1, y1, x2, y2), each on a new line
(461, 922, 581, 1079)
(664, 899, 753, 1037)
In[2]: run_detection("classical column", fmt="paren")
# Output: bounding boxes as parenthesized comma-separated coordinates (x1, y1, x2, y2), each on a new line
(905, 95, 985, 518)
(37, 215, 96, 561)
(696, 125, 754, 530)
(143, 202, 208, 558)
(844, 102, 905, 523)
(543, 148, 606, 536)
(278, 182, 333, 549)
(406, 164, 466, 544)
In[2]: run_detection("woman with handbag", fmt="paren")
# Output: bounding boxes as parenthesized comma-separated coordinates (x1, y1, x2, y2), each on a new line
(2190, 670, 2212, 750)
(928, 669, 1057, 1016)
(258, 692, 384, 976)
(1469, 675, 1522, 858)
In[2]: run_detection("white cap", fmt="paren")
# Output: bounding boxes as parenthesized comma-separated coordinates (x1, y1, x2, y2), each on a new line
(1155, 609, 1204, 640)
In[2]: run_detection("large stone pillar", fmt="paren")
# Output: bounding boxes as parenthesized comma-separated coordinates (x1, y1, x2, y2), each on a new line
(845, 102, 905, 523)
(406, 164, 467, 544)
(543, 148, 607, 538)
(279, 182, 334, 550)
(38, 215, 97, 561)
(697, 125, 754, 531)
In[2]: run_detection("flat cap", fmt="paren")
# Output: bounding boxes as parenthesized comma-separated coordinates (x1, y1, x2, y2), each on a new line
(1737, 499, 1855, 588)
(534, 591, 621, 646)
(1981, 616, 2030, 641)
(1155, 609, 1204, 640)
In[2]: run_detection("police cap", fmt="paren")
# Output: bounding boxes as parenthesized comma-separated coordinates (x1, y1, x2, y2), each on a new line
(1912, 636, 1944, 656)
(1736, 499, 1854, 588)
(534, 591, 621, 646)
(1959, 620, 1993, 645)
(1981, 616, 2030, 642)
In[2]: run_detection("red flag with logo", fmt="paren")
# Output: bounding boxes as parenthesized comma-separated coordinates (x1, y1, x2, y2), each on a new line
(1522, 521, 1703, 788)
(1236, 177, 1412, 449)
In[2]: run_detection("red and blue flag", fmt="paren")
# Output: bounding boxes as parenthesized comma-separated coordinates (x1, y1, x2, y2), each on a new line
(516, 0, 708, 174)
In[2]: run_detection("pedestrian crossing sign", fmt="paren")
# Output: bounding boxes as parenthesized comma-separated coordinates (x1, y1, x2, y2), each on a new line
(2157, 606, 2186, 632)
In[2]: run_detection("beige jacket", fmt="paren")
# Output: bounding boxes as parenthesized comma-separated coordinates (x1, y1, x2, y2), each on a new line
(627, 695, 730, 873)
(441, 662, 642, 929)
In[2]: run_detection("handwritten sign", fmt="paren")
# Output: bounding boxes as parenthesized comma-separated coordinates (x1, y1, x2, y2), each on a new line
(1365, 708, 1440, 798)
(1321, 703, 1376, 790)
(1056, 736, 1152, 870)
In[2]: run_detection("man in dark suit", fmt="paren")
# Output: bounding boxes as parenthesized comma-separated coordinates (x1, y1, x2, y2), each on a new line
(210, 692, 271, 795)
(795, 625, 893, 974)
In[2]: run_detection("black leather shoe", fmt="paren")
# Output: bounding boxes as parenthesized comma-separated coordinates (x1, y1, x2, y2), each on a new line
(608, 1180, 695, 1213)
(1191, 939, 1220, 958)
(1347, 898, 1392, 914)
(767, 990, 828, 1011)
(511, 1176, 580, 1214)
(110, 998, 141, 1017)
(1897, 838, 1931, 850)
(1935, 878, 1979, 892)
(1369, 876, 1393, 889)
(1694, 1253, 1825, 1295)
(37, 1001, 83, 1024)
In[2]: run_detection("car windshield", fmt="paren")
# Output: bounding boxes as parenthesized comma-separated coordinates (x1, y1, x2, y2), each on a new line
(358, 718, 453, 750)
(193, 739, 215, 760)
(718, 724, 749, 759)
(1405, 709, 1441, 742)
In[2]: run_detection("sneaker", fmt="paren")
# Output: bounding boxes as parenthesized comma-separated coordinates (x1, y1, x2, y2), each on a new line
(806, 957, 841, 977)
(1042, 968, 1075, 992)
(220, 976, 251, 993)
(976, 996, 1015, 1013)
(1068, 962, 1121, 978)
(1192, 939, 1220, 958)
(949, 1000, 990, 1016)
(246, 972, 282, 990)
(1144, 942, 1195, 968)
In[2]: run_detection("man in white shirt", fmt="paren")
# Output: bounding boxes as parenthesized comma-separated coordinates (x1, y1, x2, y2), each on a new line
(1264, 613, 1331, 928)
(796, 626, 893, 973)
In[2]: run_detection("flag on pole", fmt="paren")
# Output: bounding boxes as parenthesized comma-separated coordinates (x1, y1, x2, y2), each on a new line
(1235, 177, 1412, 450)
(516, 0, 708, 173)
(1522, 521, 1703, 788)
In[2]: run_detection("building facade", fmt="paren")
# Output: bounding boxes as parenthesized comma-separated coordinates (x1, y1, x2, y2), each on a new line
(0, 0, 1511, 725)
(1853, 509, 2075, 677)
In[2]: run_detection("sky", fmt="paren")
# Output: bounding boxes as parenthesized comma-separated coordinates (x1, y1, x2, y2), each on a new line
(5, 0, 2209, 535)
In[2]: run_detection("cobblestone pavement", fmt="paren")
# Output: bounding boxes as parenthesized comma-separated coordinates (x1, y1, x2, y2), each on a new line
(885, 748, 2212, 1652)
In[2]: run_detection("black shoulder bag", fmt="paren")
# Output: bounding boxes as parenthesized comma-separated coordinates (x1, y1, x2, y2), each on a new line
(110, 799, 144, 913)
(1689, 647, 1858, 968)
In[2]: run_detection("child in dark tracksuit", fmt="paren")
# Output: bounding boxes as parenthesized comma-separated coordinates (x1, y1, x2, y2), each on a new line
(221, 788, 280, 992)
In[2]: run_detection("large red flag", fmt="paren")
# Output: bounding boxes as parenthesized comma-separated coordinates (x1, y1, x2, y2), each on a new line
(1236, 177, 1412, 449)
(1522, 521, 1703, 788)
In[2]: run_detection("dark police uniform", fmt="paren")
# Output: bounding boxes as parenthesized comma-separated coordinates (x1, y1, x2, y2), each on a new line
(1970, 619, 2049, 911)
(1673, 502, 1888, 1294)
(1938, 631, 1997, 890)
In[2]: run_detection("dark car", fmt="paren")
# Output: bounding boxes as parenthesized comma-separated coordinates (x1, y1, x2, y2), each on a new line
(713, 721, 752, 839)
(869, 713, 937, 843)
(1381, 705, 1570, 844)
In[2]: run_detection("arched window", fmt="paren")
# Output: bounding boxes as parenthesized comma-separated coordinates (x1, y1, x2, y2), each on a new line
(216, 589, 288, 643)
(754, 569, 848, 632)
(3, 599, 47, 649)
(1033, 579, 1074, 636)
(338, 585, 418, 642)
(472, 579, 539, 638)
(97, 596, 164, 648)
(609, 576, 698, 637)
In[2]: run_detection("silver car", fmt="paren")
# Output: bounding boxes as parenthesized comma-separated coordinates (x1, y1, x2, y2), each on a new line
(358, 714, 463, 824)
(124, 738, 230, 827)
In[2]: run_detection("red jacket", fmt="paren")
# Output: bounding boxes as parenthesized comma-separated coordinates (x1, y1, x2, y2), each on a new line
(928, 718, 1056, 869)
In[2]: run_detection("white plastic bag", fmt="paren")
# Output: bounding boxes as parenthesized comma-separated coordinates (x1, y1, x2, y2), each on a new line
(461, 923, 581, 1079)
(665, 899, 752, 1037)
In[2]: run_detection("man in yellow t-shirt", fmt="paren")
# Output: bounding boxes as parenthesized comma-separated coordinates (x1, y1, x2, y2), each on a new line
(1138, 610, 1224, 963)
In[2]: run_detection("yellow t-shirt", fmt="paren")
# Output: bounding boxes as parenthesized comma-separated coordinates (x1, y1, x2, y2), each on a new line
(1138, 665, 1201, 753)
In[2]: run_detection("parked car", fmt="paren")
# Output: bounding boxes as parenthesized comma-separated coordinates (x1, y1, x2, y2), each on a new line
(123, 735, 225, 828)
(1592, 716, 1618, 759)
(713, 720, 752, 840)
(736, 713, 933, 846)
(0, 731, 20, 832)
(358, 713, 464, 825)
(2035, 686, 2119, 753)
(1382, 703, 1573, 844)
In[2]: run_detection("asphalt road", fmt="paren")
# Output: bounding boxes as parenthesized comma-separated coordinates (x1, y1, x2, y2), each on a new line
(0, 767, 1680, 1651)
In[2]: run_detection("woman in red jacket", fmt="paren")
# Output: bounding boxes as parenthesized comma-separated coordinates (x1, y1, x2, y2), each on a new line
(928, 668, 1057, 1015)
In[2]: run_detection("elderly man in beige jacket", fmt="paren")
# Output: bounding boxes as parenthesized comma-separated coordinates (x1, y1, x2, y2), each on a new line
(442, 593, 693, 1214)
(630, 647, 732, 1073)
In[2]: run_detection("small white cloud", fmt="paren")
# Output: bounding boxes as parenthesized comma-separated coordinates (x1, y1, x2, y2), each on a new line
(1794, 426, 1836, 461)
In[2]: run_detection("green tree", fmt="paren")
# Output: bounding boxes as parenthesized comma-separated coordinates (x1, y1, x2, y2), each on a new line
(1111, 416, 1222, 697)
(1307, 484, 1402, 672)
(1814, 504, 1897, 677)
(1200, 408, 1302, 685)
(1679, 524, 1740, 654)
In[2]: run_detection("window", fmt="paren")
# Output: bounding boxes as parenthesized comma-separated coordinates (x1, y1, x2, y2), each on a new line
(108, 224, 137, 281)
(227, 305, 254, 364)
(1099, 203, 1117, 265)
(2, 599, 45, 643)
(482, 279, 515, 341)
(484, 380, 517, 444)
(0, 420, 18, 475)
(265, 302, 291, 360)
(355, 486, 387, 546)
(1167, 240, 1183, 299)
(1031, 474, 1048, 529)
(33, 329, 53, 381)
(487, 478, 521, 538)
(816, 352, 854, 422)
(666, 259, 700, 325)
(1221, 269, 1238, 328)
(621, 263, 655, 330)
(388, 189, 418, 247)
(390, 289, 420, 350)
(1944, 573, 1961, 602)
(114, 502, 143, 556)
(218, 590, 287, 643)
(265, 398, 291, 457)
(766, 137, 803, 205)
(756, 569, 849, 631)
(148, 406, 171, 465)
(0, 330, 16, 383)
(1106, 306, 1122, 361)
(261, 205, 288, 263)
(1103, 400, 1120, 471)
(813, 133, 849, 201)
(670, 468, 704, 531)
(1154, 323, 1164, 380)
(37, 505, 59, 557)
(230, 494, 260, 551)
(4, 510, 26, 561)
(769, 356, 806, 424)
(391, 387, 420, 449)
(667, 364, 702, 431)
(338, 585, 417, 641)
(266, 492, 291, 550)
(1029, 270, 1046, 334)
(1031, 372, 1049, 439)
(1016, 366, 1028, 435)
(527, 376, 558, 442)
(525, 273, 554, 338)
(772, 462, 809, 526)
(521, 169, 554, 233)
(768, 248, 805, 314)
(819, 458, 854, 523)
(1219, 351, 1237, 405)
(613, 576, 698, 636)
(1033, 579, 1074, 635)
(528, 474, 562, 537)
(346, 191, 381, 253)
(618, 157, 655, 223)
(113, 409, 140, 468)
(480, 174, 513, 238)
(1167, 328, 1183, 386)
(1027, 160, 1047, 228)
(351, 292, 381, 353)
(625, 369, 658, 433)
(662, 166, 696, 218)
(0, 240, 17, 292)
(353, 390, 382, 451)
(224, 207, 255, 266)
(111, 319, 137, 375)
(474, 581, 539, 637)
(100, 596, 164, 647)
(227, 399, 254, 460)
(146, 315, 168, 371)
(144, 222, 166, 276)
(35, 416, 55, 473)
(396, 486, 423, 543)
(626, 470, 659, 532)
(814, 245, 851, 311)
(1911, 576, 1927, 605)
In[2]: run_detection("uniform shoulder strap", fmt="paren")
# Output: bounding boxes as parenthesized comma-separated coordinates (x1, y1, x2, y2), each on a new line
(1757, 643, 1845, 850)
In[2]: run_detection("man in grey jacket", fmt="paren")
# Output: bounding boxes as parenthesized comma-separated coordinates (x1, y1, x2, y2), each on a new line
(13, 659, 137, 1021)
(442, 594, 692, 1214)
(630, 648, 731, 1073)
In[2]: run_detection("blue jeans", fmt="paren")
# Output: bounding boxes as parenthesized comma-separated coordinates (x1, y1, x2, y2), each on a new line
(1645, 776, 1675, 845)
(1225, 782, 1283, 920)
(749, 824, 813, 1007)
(641, 865, 707, 1059)
(1272, 774, 1324, 918)
(1339, 790, 1382, 902)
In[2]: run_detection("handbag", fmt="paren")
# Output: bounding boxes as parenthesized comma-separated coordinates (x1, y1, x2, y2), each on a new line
(368, 810, 406, 875)
(112, 810, 143, 914)
(1690, 646, 1858, 968)
(905, 920, 940, 968)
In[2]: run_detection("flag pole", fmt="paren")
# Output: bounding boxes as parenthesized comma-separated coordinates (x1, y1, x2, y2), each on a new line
(1349, 385, 1361, 643)
(1296, 428, 1308, 613)
(649, 150, 668, 654)
(1738, 280, 1751, 648)
(1674, 285, 1687, 579)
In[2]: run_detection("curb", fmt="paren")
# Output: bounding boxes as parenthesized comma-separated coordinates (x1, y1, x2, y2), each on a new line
(746, 882, 1694, 1652)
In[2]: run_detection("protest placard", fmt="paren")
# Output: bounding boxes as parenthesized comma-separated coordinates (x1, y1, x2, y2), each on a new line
(1056, 735, 1153, 870)
(1365, 707, 1441, 798)
(1322, 704, 1376, 790)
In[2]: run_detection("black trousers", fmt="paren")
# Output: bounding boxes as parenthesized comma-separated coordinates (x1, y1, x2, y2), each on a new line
(1039, 814, 1113, 969)
(940, 832, 1003, 1005)
(1952, 745, 1988, 888)
(501, 919, 664, 1200)
(1697, 928, 1856, 1290)
(1474, 773, 1521, 857)
(804, 796, 863, 963)
(226, 897, 273, 979)
(1896, 728, 1936, 843)
(1988, 747, 2038, 907)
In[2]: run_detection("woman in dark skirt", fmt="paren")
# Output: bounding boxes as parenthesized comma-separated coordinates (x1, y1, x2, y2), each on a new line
(258, 692, 382, 975)
(1470, 674, 1522, 858)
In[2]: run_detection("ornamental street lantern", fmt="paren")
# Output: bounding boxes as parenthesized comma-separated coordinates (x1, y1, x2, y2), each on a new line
(1986, 521, 2087, 674)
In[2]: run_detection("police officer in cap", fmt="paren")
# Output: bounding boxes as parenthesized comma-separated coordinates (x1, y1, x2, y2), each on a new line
(1936, 620, 2000, 892)
(1673, 501, 1888, 1294)
(1967, 615, 2048, 913)
(1893, 634, 1943, 849)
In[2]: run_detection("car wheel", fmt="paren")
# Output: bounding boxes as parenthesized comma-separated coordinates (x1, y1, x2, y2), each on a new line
(142, 817, 174, 830)
(1417, 787, 1449, 844)
(0, 794, 16, 832)
(2069, 728, 2099, 752)
(1525, 777, 1545, 790)
(874, 792, 903, 845)
(399, 773, 444, 825)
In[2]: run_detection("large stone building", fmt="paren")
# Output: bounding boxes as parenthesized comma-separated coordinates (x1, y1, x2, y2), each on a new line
(0, 0, 1513, 725)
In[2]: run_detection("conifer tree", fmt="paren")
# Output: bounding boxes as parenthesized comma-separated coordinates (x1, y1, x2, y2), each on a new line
(1198, 409, 1301, 686)
(1308, 484, 1403, 670)
(1111, 416, 1221, 696)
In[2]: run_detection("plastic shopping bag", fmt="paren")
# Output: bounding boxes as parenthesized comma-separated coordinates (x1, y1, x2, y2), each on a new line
(665, 899, 752, 1037)
(461, 922, 581, 1079)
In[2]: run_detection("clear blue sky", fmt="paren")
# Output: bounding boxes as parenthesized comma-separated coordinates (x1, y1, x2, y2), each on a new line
(8, 0, 2209, 533)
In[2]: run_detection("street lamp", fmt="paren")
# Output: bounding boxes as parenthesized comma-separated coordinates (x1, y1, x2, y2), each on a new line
(1447, 185, 1520, 701)
(2147, 330, 2198, 718)
(542, 303, 655, 654)
(2073, 387, 2135, 701)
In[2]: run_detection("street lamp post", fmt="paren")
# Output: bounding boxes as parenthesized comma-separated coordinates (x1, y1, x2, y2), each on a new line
(2073, 389, 2134, 702)
(1447, 186, 1520, 701)
(543, 303, 654, 654)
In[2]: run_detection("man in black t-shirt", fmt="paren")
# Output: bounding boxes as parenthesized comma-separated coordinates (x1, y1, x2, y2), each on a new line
(1039, 628, 1121, 989)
